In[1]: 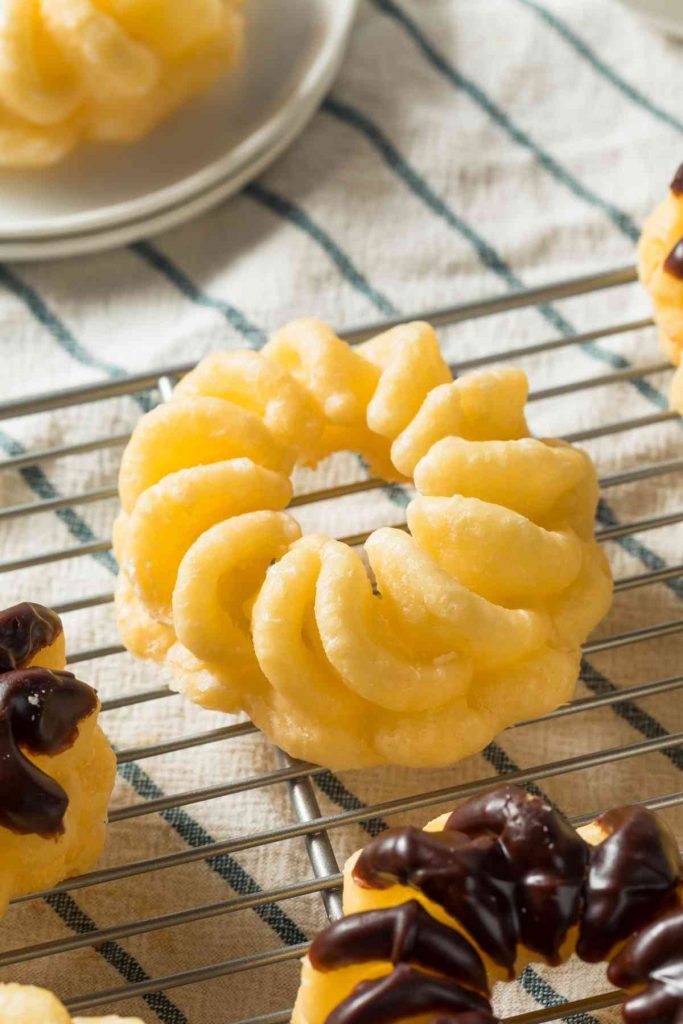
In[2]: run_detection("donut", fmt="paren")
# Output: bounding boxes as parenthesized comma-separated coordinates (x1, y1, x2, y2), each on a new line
(114, 318, 612, 769)
(638, 163, 683, 413)
(0, 601, 66, 672)
(0, 0, 244, 167)
(0, 603, 116, 915)
(293, 784, 682, 1024)
(0, 983, 145, 1023)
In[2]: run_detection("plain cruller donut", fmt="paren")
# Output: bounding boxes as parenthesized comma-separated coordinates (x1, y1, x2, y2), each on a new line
(114, 318, 612, 769)
(0, 0, 244, 167)
(293, 784, 683, 1024)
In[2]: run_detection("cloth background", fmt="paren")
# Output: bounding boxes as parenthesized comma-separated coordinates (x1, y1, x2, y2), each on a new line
(0, 1, 681, 1022)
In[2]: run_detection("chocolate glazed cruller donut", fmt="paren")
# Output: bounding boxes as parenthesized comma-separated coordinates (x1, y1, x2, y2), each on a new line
(638, 163, 683, 414)
(293, 784, 683, 1024)
(114, 318, 612, 769)
(0, 602, 116, 915)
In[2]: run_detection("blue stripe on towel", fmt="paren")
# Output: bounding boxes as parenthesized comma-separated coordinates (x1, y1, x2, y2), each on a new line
(580, 658, 683, 770)
(510, 0, 683, 135)
(367, 0, 639, 241)
(0, 427, 119, 575)
(323, 94, 679, 416)
(118, 759, 308, 947)
(46, 891, 188, 1024)
(0, 265, 127, 380)
(131, 241, 266, 347)
(246, 183, 398, 317)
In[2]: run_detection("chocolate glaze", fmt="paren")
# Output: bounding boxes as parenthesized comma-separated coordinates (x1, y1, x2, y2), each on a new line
(325, 964, 494, 1024)
(310, 901, 488, 994)
(663, 240, 683, 280)
(670, 164, 683, 195)
(325, 787, 683, 1024)
(577, 806, 681, 962)
(353, 824, 518, 972)
(353, 785, 589, 971)
(0, 667, 97, 836)
(0, 602, 62, 673)
(608, 906, 683, 1024)
(446, 785, 588, 964)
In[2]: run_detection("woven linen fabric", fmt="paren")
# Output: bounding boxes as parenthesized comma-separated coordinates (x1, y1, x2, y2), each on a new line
(0, 1, 681, 1022)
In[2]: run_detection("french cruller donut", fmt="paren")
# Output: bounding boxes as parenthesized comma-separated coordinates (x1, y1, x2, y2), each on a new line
(114, 318, 612, 769)
(0, 602, 116, 916)
(638, 162, 683, 413)
(293, 784, 682, 1024)
(0, 0, 244, 167)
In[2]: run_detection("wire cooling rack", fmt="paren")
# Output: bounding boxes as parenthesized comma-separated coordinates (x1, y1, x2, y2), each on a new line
(0, 262, 681, 1024)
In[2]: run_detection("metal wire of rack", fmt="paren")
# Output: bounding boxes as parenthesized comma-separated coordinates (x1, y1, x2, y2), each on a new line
(0, 262, 681, 1024)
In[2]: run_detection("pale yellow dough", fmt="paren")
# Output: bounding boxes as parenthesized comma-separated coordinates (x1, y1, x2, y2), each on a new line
(0, 625, 116, 916)
(0, 982, 144, 1023)
(0, 0, 244, 167)
(638, 176, 683, 413)
(115, 317, 612, 769)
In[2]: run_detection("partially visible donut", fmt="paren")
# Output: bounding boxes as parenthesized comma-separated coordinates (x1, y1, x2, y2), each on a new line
(0, 602, 66, 672)
(115, 318, 612, 769)
(0, 0, 245, 167)
(293, 784, 682, 1024)
(638, 164, 683, 413)
(0, 603, 116, 915)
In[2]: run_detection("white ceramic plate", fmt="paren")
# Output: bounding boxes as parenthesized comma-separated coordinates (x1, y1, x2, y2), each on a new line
(619, 0, 683, 38)
(0, 0, 358, 247)
(0, 76, 328, 260)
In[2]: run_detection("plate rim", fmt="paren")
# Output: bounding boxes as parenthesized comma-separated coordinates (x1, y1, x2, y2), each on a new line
(0, 16, 350, 261)
(0, 0, 359, 240)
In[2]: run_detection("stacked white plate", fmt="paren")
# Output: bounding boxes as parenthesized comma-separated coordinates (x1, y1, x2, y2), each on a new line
(0, 0, 358, 261)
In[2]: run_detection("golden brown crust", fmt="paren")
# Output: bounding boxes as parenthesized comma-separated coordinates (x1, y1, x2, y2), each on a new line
(0, 0, 244, 167)
(115, 320, 612, 769)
